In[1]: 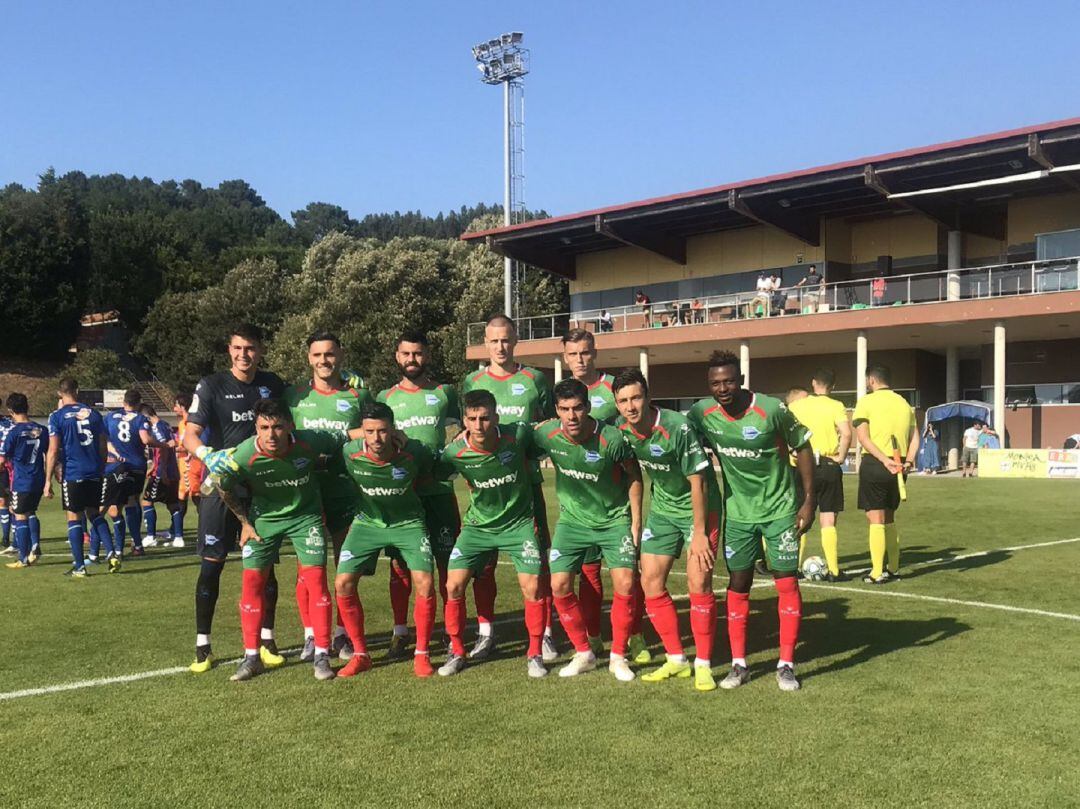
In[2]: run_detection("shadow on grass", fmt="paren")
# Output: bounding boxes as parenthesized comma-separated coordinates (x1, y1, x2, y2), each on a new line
(898, 550, 1012, 580)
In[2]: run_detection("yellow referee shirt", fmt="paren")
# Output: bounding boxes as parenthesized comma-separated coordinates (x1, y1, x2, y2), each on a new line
(852, 389, 915, 456)
(789, 395, 848, 457)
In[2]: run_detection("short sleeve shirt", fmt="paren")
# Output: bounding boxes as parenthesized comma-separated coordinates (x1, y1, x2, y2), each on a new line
(377, 382, 460, 498)
(852, 389, 916, 458)
(788, 395, 849, 457)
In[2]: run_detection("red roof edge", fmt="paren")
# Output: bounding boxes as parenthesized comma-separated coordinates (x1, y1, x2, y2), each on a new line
(462, 116, 1080, 242)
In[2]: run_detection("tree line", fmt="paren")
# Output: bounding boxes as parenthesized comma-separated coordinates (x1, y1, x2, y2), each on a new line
(0, 170, 564, 393)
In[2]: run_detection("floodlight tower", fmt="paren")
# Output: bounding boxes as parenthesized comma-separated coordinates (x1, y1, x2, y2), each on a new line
(472, 32, 529, 318)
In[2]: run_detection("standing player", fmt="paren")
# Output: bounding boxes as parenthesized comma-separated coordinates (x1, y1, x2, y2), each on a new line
(852, 364, 918, 584)
(612, 369, 724, 691)
(561, 329, 649, 659)
(174, 393, 204, 520)
(183, 324, 286, 674)
(216, 399, 343, 682)
(1, 394, 47, 569)
(283, 331, 370, 661)
(461, 314, 555, 660)
(688, 351, 816, 692)
(788, 368, 852, 580)
(334, 402, 437, 678)
(534, 379, 644, 682)
(435, 390, 547, 678)
(140, 405, 184, 548)
(44, 378, 113, 576)
(101, 389, 154, 558)
(377, 331, 460, 659)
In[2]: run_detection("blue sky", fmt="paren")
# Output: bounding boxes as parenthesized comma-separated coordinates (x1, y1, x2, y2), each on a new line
(2, 1, 1078, 222)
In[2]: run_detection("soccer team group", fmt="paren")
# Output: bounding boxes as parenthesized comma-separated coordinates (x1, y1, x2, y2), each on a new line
(0, 315, 918, 692)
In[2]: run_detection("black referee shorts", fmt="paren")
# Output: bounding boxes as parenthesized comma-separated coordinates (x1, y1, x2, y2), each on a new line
(794, 459, 845, 514)
(196, 490, 241, 562)
(857, 455, 902, 512)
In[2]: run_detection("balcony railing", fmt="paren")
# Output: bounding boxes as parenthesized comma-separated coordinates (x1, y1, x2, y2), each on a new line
(467, 257, 1080, 346)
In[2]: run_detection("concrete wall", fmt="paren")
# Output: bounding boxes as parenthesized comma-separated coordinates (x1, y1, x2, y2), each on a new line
(1007, 191, 1080, 257)
(978, 338, 1080, 385)
(1003, 404, 1080, 449)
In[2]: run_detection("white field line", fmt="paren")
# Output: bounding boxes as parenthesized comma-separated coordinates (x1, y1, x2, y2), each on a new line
(843, 535, 1080, 575)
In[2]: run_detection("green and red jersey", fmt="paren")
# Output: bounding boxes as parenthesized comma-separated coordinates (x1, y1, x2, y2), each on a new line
(617, 406, 722, 520)
(376, 381, 460, 498)
(531, 418, 635, 529)
(688, 393, 810, 523)
(436, 422, 539, 531)
(583, 373, 618, 424)
(340, 437, 432, 529)
(461, 365, 553, 426)
(220, 429, 345, 536)
(284, 381, 370, 502)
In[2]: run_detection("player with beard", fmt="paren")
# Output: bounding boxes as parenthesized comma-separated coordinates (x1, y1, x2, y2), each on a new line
(461, 314, 556, 662)
(561, 328, 648, 662)
(183, 324, 286, 674)
(284, 331, 370, 661)
(377, 331, 461, 659)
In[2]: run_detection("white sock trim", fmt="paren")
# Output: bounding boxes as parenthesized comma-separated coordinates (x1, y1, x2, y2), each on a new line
(694, 657, 710, 669)
(304, 627, 314, 639)
(477, 622, 493, 637)
(314, 646, 329, 656)
(260, 627, 275, 640)
(392, 624, 408, 637)
(777, 660, 794, 670)
(732, 657, 747, 668)
(196, 634, 210, 647)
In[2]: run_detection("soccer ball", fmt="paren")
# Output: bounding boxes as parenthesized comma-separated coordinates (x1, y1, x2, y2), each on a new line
(801, 555, 828, 581)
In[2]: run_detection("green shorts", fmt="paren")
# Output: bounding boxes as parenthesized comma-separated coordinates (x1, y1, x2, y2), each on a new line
(448, 519, 542, 575)
(640, 510, 721, 558)
(242, 521, 327, 570)
(337, 521, 433, 576)
(421, 492, 461, 565)
(723, 516, 799, 573)
(324, 495, 359, 537)
(549, 522, 636, 574)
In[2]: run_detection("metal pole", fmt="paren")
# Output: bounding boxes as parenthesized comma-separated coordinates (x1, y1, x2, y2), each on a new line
(503, 80, 513, 318)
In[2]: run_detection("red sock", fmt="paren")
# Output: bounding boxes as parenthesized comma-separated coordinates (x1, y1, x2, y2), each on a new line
(239, 568, 268, 651)
(630, 577, 646, 636)
(775, 576, 802, 663)
(335, 592, 368, 655)
(553, 593, 590, 653)
(473, 560, 498, 626)
(299, 565, 332, 650)
(726, 589, 750, 661)
(388, 562, 412, 627)
(610, 592, 634, 656)
(644, 592, 683, 657)
(689, 592, 717, 662)
(523, 597, 545, 657)
(578, 562, 604, 637)
(294, 562, 311, 629)
(413, 594, 435, 654)
(444, 596, 467, 657)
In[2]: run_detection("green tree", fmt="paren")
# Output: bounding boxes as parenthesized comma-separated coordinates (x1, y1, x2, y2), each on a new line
(68, 348, 135, 388)
(292, 202, 356, 246)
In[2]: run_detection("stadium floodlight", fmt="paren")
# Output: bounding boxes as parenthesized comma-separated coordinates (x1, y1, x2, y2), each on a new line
(471, 32, 530, 317)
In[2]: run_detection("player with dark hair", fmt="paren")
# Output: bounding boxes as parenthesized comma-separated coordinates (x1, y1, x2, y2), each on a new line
(560, 329, 649, 661)
(334, 401, 438, 678)
(140, 404, 185, 548)
(1, 393, 47, 569)
(100, 388, 155, 559)
(435, 389, 549, 678)
(534, 378, 644, 681)
(283, 329, 370, 661)
(45, 378, 113, 576)
(461, 314, 556, 661)
(217, 398, 344, 682)
(688, 350, 815, 691)
(183, 323, 286, 673)
(613, 369, 724, 691)
(853, 363, 918, 585)
(377, 330, 462, 660)
(788, 367, 851, 580)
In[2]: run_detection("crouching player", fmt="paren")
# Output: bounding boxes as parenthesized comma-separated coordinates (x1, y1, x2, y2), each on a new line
(217, 399, 343, 682)
(689, 351, 815, 692)
(334, 402, 437, 679)
(1, 394, 47, 568)
(435, 389, 548, 679)
(534, 379, 644, 682)
(612, 370, 724, 691)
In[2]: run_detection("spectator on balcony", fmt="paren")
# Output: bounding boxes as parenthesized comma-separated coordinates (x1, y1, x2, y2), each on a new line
(635, 290, 652, 326)
(752, 273, 772, 318)
(598, 309, 614, 332)
(871, 272, 887, 306)
(795, 265, 824, 313)
(770, 272, 786, 315)
(690, 298, 704, 323)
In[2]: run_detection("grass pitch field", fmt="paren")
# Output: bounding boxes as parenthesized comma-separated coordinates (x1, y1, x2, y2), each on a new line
(2, 476, 1078, 808)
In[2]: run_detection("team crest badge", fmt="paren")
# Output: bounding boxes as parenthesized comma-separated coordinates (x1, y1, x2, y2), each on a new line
(339, 550, 354, 563)
(584, 450, 600, 463)
(77, 408, 91, 420)
(391, 467, 407, 480)
(649, 444, 664, 457)
(293, 457, 310, 470)
(258, 386, 271, 399)
(549, 548, 562, 561)
(498, 450, 515, 465)
(425, 394, 440, 406)
(511, 383, 526, 396)
(591, 396, 605, 408)
(123, 412, 136, 422)
(741, 426, 761, 440)
(336, 399, 351, 413)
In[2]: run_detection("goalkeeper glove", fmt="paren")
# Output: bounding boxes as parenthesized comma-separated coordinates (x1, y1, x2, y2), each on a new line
(195, 445, 239, 476)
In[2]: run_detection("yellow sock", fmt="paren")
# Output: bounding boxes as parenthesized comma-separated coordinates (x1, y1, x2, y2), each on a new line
(885, 523, 900, 573)
(868, 524, 886, 579)
(820, 526, 839, 576)
(798, 534, 807, 569)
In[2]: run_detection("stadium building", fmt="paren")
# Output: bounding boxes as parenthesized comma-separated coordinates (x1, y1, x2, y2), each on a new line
(463, 117, 1080, 458)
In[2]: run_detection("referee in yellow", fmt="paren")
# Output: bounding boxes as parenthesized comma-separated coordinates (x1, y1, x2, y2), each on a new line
(852, 364, 919, 584)
(788, 368, 851, 580)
